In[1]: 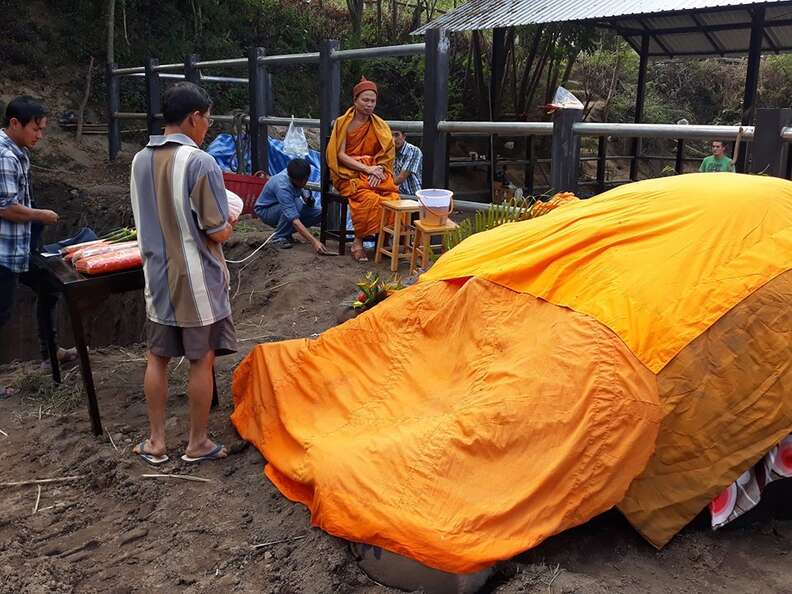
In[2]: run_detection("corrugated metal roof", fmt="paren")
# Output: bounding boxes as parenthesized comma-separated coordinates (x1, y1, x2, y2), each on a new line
(413, 0, 792, 57)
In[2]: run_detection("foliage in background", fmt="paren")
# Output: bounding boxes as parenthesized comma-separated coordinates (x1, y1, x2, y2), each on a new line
(3, 0, 792, 150)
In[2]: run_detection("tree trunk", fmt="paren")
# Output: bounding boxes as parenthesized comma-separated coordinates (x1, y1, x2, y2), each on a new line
(391, 0, 397, 40)
(472, 31, 489, 120)
(560, 47, 580, 86)
(106, 0, 115, 64)
(517, 26, 544, 115)
(524, 32, 555, 116)
(376, 0, 382, 42)
(347, 0, 364, 38)
(76, 57, 96, 144)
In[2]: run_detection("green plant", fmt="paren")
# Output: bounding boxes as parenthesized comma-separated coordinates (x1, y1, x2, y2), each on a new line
(443, 196, 536, 252)
(352, 271, 404, 310)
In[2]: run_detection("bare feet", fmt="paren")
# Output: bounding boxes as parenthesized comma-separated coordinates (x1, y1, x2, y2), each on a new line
(351, 244, 368, 263)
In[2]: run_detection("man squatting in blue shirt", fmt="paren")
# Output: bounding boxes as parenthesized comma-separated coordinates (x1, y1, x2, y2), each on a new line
(254, 159, 329, 254)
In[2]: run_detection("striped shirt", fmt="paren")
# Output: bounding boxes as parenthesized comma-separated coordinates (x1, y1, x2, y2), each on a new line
(0, 129, 32, 272)
(394, 141, 423, 196)
(130, 134, 231, 328)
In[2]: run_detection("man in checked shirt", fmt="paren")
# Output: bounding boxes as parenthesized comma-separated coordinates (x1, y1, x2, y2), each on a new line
(0, 96, 75, 398)
(391, 129, 423, 196)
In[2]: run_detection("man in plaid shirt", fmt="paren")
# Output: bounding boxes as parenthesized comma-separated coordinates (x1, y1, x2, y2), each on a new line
(392, 129, 423, 196)
(0, 96, 73, 396)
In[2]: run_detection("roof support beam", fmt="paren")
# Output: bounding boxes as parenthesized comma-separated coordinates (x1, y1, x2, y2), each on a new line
(739, 6, 765, 171)
(615, 16, 792, 39)
(638, 18, 673, 57)
(690, 13, 725, 56)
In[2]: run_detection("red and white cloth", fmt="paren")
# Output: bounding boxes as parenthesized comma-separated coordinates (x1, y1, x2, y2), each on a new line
(710, 434, 792, 528)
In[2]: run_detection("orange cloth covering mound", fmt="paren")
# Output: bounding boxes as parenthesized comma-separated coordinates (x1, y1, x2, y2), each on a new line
(424, 173, 792, 373)
(232, 278, 662, 572)
(232, 172, 792, 572)
(326, 107, 399, 237)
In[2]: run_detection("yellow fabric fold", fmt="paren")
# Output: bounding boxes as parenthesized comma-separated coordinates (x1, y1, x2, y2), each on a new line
(423, 173, 792, 372)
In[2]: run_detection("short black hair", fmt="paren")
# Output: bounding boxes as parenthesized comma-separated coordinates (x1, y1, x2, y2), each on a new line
(287, 158, 311, 181)
(3, 96, 48, 127)
(162, 82, 212, 125)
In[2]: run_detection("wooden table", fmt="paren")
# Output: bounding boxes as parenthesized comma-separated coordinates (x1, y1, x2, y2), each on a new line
(23, 253, 217, 436)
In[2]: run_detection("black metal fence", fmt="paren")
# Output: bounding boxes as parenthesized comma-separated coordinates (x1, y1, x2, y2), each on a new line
(107, 33, 792, 208)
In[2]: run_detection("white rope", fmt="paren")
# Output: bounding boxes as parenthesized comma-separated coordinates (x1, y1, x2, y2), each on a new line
(224, 233, 275, 265)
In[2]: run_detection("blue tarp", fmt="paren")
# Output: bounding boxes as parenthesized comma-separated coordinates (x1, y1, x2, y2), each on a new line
(207, 132, 360, 231)
(206, 133, 322, 204)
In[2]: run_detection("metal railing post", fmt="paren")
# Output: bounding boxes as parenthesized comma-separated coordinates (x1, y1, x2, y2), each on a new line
(319, 39, 342, 247)
(422, 28, 450, 189)
(144, 58, 162, 136)
(596, 135, 608, 192)
(249, 47, 268, 174)
(750, 108, 792, 177)
(184, 54, 201, 84)
(106, 63, 121, 160)
(674, 139, 685, 174)
(551, 108, 582, 193)
(526, 135, 535, 196)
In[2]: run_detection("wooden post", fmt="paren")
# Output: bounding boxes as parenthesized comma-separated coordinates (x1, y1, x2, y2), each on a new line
(750, 108, 792, 177)
(630, 34, 650, 181)
(422, 28, 450, 189)
(551, 108, 582, 194)
(249, 47, 269, 174)
(738, 6, 765, 172)
(106, 62, 121, 160)
(184, 53, 201, 84)
(319, 39, 342, 246)
(596, 135, 608, 192)
(144, 58, 161, 136)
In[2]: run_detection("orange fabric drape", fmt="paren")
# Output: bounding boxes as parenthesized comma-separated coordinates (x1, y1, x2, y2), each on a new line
(232, 278, 661, 573)
(326, 107, 398, 237)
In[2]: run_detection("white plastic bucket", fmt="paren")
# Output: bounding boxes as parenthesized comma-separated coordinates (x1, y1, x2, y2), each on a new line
(416, 189, 454, 225)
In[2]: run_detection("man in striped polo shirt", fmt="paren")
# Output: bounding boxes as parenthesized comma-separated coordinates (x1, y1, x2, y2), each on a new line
(130, 82, 236, 465)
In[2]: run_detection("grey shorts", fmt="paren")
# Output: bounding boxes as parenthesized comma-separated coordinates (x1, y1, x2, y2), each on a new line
(145, 317, 238, 360)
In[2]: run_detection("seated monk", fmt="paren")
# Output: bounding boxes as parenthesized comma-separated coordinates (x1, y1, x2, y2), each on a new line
(327, 77, 399, 262)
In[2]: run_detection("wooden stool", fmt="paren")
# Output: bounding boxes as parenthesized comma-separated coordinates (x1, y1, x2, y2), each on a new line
(410, 219, 459, 274)
(375, 200, 420, 272)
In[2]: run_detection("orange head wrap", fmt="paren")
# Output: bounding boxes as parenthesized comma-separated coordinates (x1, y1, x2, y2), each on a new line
(353, 77, 378, 98)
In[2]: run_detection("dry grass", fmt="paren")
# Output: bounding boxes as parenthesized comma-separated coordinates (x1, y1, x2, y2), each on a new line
(14, 371, 82, 415)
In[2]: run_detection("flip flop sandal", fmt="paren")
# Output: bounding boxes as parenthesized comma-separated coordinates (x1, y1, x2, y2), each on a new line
(181, 443, 227, 464)
(134, 441, 169, 466)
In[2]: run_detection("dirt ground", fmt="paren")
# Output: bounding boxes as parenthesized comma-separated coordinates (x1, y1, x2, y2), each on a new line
(1, 90, 791, 594)
(1, 222, 792, 594)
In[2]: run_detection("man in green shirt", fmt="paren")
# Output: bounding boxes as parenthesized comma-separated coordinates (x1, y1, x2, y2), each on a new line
(699, 140, 735, 172)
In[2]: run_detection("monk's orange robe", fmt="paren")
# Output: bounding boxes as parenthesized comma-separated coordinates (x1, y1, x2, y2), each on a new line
(326, 107, 399, 237)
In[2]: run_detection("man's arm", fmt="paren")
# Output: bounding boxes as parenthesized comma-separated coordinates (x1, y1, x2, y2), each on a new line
(0, 156, 58, 224)
(274, 182, 328, 253)
(292, 218, 328, 254)
(0, 203, 58, 224)
(190, 155, 231, 243)
(208, 223, 233, 244)
(394, 170, 409, 186)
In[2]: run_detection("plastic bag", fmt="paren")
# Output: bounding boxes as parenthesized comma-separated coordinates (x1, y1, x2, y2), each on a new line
(283, 115, 309, 157)
(226, 189, 244, 222)
(545, 86, 584, 112)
